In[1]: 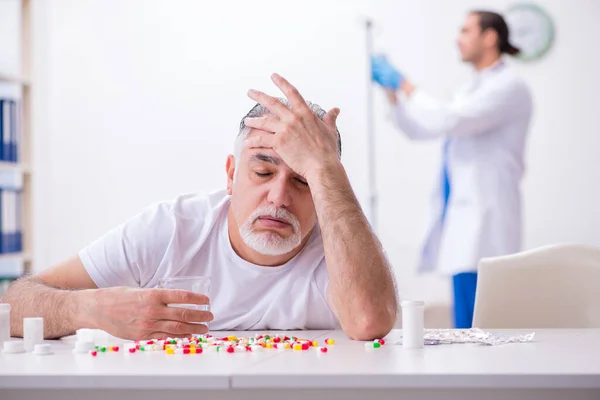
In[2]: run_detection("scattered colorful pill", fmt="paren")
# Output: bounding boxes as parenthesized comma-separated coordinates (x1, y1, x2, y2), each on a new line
(87, 333, 353, 358)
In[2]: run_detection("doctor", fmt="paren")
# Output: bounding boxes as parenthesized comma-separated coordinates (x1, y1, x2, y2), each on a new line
(372, 10, 533, 328)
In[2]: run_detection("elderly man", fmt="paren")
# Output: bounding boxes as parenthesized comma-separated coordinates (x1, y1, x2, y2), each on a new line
(2, 74, 397, 341)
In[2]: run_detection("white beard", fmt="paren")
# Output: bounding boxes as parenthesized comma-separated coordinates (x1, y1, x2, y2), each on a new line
(239, 205, 302, 256)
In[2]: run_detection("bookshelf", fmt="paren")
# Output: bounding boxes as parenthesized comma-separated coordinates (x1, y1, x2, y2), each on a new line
(0, 0, 33, 287)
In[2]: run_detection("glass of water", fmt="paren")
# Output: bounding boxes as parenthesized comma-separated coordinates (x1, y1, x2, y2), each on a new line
(158, 276, 211, 326)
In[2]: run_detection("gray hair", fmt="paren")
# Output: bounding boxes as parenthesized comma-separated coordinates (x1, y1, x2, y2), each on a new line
(234, 98, 342, 160)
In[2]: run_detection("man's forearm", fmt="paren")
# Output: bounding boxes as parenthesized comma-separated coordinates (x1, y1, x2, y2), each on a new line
(0, 277, 90, 339)
(308, 162, 397, 340)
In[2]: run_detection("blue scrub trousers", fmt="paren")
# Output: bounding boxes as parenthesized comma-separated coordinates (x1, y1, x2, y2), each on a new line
(452, 272, 478, 328)
(441, 140, 478, 328)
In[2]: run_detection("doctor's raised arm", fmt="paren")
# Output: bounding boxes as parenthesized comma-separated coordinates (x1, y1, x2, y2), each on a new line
(372, 12, 532, 141)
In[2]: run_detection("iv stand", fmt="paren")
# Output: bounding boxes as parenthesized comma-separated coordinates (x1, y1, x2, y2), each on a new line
(365, 19, 377, 232)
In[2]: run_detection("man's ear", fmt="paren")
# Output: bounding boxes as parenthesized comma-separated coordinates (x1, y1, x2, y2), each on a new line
(482, 28, 498, 50)
(226, 155, 236, 195)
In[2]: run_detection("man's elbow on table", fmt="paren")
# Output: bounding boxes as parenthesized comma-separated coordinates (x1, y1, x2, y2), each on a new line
(341, 308, 397, 341)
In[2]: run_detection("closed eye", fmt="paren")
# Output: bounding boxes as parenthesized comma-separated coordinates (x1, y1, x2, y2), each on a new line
(296, 178, 308, 186)
(255, 172, 272, 177)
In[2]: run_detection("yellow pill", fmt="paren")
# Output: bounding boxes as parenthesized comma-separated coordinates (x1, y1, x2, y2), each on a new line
(190, 347, 196, 354)
(266, 343, 273, 349)
(189, 343, 195, 348)
(293, 344, 302, 351)
(326, 339, 335, 345)
(227, 336, 237, 341)
(166, 348, 175, 355)
(312, 341, 318, 347)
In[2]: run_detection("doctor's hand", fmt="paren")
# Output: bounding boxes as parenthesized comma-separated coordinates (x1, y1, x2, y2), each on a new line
(384, 81, 416, 105)
(384, 88, 398, 105)
(85, 287, 213, 340)
(242, 73, 342, 181)
(371, 55, 403, 90)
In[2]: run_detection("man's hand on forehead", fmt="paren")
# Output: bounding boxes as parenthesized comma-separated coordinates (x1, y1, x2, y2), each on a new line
(243, 74, 341, 181)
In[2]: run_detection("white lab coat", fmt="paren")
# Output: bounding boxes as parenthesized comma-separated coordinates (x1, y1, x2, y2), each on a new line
(392, 60, 533, 275)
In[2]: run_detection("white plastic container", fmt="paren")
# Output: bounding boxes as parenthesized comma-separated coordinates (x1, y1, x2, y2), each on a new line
(73, 340, 95, 354)
(23, 317, 44, 352)
(33, 343, 53, 356)
(76, 328, 96, 343)
(0, 303, 11, 349)
(401, 300, 425, 349)
(2, 340, 25, 354)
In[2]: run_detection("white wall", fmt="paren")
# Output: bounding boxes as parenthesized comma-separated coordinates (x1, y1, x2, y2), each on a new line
(0, 1, 23, 114)
(25, 0, 600, 326)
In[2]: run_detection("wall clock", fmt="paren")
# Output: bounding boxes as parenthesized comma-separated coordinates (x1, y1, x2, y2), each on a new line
(505, 3, 555, 61)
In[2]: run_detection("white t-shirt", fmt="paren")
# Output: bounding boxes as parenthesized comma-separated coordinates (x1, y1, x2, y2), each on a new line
(79, 189, 338, 331)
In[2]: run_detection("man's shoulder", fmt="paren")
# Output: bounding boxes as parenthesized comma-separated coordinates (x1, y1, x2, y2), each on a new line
(492, 64, 531, 94)
(127, 189, 230, 235)
(167, 189, 230, 221)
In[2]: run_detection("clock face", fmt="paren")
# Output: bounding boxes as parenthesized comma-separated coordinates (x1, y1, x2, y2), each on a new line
(505, 3, 555, 61)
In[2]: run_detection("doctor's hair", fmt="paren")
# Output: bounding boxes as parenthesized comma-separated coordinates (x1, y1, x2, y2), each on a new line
(471, 10, 520, 56)
(235, 98, 342, 160)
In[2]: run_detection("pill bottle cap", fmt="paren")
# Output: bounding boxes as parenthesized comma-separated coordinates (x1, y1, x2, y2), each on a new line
(401, 300, 425, 307)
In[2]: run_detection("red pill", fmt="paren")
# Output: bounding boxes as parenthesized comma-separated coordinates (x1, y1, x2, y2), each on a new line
(273, 337, 281, 343)
(128, 347, 136, 353)
(90, 351, 97, 357)
(196, 347, 203, 354)
(147, 341, 154, 345)
(183, 348, 190, 354)
(320, 347, 328, 353)
(226, 346, 235, 353)
(112, 346, 119, 352)
(284, 336, 290, 341)
(301, 343, 309, 350)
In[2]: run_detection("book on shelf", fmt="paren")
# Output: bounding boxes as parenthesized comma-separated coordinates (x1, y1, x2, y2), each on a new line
(0, 170, 24, 279)
(0, 98, 20, 163)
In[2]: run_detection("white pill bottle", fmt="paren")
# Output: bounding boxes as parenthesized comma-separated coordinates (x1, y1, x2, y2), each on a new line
(401, 300, 425, 349)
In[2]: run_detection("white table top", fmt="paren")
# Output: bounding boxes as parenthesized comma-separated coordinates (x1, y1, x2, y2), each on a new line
(0, 330, 329, 389)
(1, 329, 599, 390)
(233, 329, 600, 389)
